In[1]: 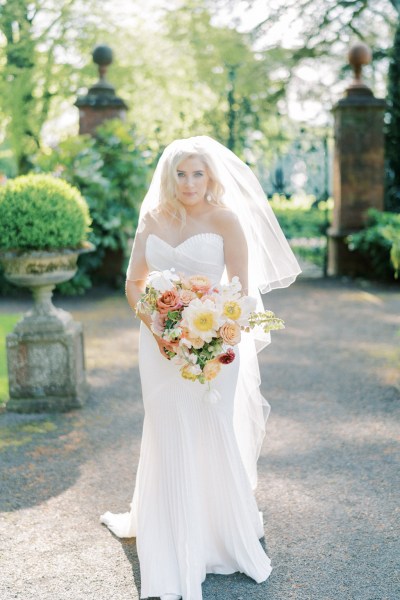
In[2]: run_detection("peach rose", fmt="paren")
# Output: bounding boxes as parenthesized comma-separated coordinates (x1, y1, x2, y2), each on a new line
(179, 289, 197, 306)
(156, 289, 182, 314)
(188, 275, 211, 294)
(187, 335, 205, 349)
(203, 359, 222, 381)
(219, 322, 241, 346)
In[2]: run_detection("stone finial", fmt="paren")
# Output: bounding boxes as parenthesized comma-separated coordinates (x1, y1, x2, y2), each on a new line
(348, 43, 372, 90)
(74, 44, 127, 116)
(93, 45, 113, 82)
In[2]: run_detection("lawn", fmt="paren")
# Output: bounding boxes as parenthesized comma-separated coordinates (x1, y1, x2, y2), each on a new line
(0, 313, 22, 407)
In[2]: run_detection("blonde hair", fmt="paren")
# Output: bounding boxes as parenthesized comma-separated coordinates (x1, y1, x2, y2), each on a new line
(158, 150, 226, 226)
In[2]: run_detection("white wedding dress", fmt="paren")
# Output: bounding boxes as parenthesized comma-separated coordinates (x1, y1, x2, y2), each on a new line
(100, 232, 272, 599)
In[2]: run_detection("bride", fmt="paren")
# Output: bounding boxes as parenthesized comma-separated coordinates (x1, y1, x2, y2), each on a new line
(100, 136, 301, 600)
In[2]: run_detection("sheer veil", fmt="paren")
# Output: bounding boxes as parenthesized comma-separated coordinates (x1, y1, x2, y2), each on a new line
(133, 135, 301, 489)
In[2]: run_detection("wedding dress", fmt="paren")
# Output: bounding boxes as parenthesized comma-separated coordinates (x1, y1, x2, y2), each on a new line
(100, 231, 272, 600)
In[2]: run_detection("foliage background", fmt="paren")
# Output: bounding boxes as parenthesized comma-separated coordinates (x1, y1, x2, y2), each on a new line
(0, 0, 398, 292)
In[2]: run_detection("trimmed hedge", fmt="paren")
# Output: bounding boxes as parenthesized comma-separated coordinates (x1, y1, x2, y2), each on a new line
(0, 174, 91, 250)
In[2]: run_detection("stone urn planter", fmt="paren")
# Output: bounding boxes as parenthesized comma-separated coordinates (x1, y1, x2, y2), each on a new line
(0, 174, 94, 412)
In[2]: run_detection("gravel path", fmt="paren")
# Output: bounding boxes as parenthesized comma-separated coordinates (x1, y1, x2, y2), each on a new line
(0, 278, 399, 600)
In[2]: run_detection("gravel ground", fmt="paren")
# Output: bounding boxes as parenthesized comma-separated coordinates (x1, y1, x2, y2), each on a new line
(0, 277, 399, 600)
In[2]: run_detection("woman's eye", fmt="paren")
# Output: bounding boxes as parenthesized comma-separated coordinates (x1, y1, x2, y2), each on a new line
(194, 172, 203, 177)
(177, 172, 185, 178)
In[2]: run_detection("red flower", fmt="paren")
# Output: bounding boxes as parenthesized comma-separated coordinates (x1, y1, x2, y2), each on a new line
(218, 349, 235, 364)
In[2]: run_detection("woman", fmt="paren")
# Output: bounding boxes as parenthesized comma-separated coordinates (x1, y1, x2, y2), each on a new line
(101, 136, 301, 600)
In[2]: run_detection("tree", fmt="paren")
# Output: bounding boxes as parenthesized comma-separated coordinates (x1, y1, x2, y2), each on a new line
(161, 1, 293, 158)
(224, 0, 399, 207)
(0, 0, 106, 174)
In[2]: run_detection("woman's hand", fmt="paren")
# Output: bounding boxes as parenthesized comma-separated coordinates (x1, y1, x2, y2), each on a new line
(153, 334, 178, 360)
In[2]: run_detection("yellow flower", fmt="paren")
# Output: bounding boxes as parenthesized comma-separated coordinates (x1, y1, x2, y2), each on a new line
(182, 298, 221, 342)
(203, 359, 222, 381)
(193, 311, 215, 332)
(223, 301, 242, 320)
(181, 365, 199, 381)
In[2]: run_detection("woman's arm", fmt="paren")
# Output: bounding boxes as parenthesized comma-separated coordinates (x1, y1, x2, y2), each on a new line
(216, 210, 249, 294)
(125, 218, 177, 359)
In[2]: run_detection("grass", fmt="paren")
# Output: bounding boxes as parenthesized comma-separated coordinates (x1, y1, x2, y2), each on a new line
(0, 420, 57, 450)
(0, 313, 22, 407)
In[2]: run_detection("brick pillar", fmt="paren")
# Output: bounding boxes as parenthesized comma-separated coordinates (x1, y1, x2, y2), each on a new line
(75, 45, 128, 135)
(327, 44, 386, 277)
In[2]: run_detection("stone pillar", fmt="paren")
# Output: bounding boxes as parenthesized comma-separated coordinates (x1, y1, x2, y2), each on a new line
(75, 45, 128, 135)
(327, 43, 386, 276)
(74, 45, 128, 284)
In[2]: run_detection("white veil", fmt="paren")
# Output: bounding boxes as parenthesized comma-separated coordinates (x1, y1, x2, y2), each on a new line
(134, 135, 301, 489)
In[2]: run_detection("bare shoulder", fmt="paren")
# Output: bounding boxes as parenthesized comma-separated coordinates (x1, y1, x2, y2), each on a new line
(209, 205, 240, 231)
(136, 209, 160, 236)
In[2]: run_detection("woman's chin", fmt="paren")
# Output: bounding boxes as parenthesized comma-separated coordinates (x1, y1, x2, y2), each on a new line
(177, 195, 206, 208)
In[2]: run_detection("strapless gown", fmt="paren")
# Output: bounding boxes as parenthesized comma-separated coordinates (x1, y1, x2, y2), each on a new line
(100, 232, 272, 599)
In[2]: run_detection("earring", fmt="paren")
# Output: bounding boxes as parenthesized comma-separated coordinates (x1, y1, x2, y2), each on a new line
(206, 192, 212, 202)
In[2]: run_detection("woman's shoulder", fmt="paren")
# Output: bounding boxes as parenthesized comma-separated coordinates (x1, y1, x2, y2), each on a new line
(137, 209, 162, 234)
(209, 205, 240, 229)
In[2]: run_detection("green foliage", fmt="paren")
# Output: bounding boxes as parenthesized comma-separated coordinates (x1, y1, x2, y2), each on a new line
(269, 194, 332, 239)
(162, 1, 288, 156)
(34, 120, 153, 294)
(267, 194, 332, 268)
(382, 225, 400, 277)
(0, 312, 22, 407)
(347, 209, 400, 280)
(0, 0, 111, 174)
(0, 173, 91, 250)
(290, 240, 327, 268)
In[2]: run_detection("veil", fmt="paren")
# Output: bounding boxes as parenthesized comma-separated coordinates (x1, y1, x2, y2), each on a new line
(132, 135, 301, 489)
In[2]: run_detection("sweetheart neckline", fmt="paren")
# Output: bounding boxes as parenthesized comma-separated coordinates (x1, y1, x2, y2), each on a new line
(147, 232, 224, 250)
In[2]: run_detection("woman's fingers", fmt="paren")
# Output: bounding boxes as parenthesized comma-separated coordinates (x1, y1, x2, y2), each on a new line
(155, 337, 173, 359)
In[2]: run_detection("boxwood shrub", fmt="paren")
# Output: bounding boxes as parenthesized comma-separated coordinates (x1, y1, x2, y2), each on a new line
(0, 174, 91, 250)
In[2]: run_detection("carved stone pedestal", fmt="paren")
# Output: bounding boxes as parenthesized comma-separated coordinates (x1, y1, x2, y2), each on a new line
(0, 247, 92, 412)
(6, 303, 88, 413)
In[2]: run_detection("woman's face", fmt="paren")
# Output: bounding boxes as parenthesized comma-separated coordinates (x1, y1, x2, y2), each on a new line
(175, 156, 210, 207)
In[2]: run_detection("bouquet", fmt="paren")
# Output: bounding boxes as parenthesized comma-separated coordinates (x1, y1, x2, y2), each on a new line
(136, 269, 284, 402)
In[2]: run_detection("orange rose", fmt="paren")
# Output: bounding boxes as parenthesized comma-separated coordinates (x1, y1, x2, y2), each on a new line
(219, 322, 241, 346)
(156, 290, 182, 314)
(203, 359, 222, 381)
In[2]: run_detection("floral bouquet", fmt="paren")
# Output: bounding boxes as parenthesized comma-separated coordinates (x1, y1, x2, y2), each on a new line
(136, 269, 284, 402)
